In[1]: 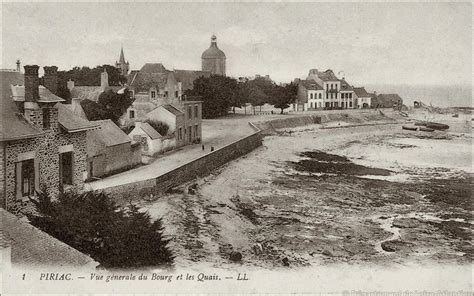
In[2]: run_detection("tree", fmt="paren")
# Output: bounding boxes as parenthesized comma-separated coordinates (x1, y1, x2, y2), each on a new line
(27, 190, 174, 269)
(145, 119, 169, 136)
(98, 89, 134, 123)
(271, 83, 297, 114)
(80, 99, 110, 121)
(186, 75, 240, 118)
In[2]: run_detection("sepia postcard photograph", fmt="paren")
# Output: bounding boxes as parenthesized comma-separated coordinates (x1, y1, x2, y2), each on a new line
(0, 0, 472, 294)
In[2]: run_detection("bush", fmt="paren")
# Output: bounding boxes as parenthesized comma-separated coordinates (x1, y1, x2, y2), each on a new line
(27, 191, 174, 269)
(145, 119, 169, 136)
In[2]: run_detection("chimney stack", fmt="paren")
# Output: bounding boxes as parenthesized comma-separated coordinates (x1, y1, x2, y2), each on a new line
(100, 68, 109, 91)
(16, 59, 21, 72)
(67, 79, 75, 90)
(24, 65, 40, 104)
(43, 66, 58, 95)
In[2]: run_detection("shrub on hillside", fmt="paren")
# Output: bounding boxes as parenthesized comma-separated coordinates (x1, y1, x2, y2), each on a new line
(27, 191, 174, 269)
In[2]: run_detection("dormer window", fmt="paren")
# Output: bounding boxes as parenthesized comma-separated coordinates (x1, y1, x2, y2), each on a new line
(151, 90, 156, 98)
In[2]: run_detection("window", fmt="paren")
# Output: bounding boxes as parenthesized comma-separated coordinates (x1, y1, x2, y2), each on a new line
(129, 110, 135, 119)
(60, 152, 73, 186)
(43, 108, 50, 129)
(349, 93, 352, 99)
(19, 159, 35, 197)
(188, 126, 192, 142)
(194, 105, 198, 118)
(175, 91, 179, 98)
(188, 106, 192, 119)
(326, 93, 328, 99)
(194, 124, 198, 138)
(310, 93, 314, 100)
(151, 91, 156, 98)
(179, 127, 182, 140)
(165, 91, 169, 97)
(319, 93, 322, 99)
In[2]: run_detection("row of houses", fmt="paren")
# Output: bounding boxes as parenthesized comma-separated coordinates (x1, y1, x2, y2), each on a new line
(293, 69, 403, 111)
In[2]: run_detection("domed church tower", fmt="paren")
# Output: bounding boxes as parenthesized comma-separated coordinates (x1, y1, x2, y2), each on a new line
(201, 35, 226, 76)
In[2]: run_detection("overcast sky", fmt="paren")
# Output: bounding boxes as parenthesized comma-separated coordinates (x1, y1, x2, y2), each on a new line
(1, 2, 471, 86)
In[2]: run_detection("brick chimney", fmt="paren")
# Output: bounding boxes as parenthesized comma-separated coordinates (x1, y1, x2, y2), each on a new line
(24, 65, 40, 104)
(43, 66, 58, 95)
(67, 79, 75, 90)
(100, 68, 109, 91)
(23, 65, 42, 127)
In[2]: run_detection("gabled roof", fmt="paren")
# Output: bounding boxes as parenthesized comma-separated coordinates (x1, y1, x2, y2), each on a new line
(63, 100, 88, 120)
(57, 103, 99, 132)
(174, 69, 211, 91)
(139, 63, 168, 73)
(0, 70, 43, 141)
(353, 87, 370, 97)
(1, 209, 98, 268)
(140, 122, 162, 140)
(89, 119, 130, 147)
(161, 104, 184, 116)
(339, 79, 354, 92)
(299, 79, 323, 91)
(11, 85, 65, 103)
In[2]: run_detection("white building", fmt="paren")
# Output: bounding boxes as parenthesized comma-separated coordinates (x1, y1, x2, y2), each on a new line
(354, 87, 372, 108)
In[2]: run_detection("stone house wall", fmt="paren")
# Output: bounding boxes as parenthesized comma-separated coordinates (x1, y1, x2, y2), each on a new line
(3, 107, 87, 213)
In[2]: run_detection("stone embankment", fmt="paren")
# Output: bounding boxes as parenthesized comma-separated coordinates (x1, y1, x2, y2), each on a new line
(98, 109, 402, 201)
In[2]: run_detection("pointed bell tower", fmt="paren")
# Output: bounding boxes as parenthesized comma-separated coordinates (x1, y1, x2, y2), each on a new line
(115, 46, 130, 76)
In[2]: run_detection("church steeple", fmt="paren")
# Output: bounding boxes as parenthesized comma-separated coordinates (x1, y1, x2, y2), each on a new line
(115, 46, 129, 76)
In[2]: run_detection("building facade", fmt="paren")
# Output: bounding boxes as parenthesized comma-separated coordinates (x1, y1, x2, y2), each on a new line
(0, 66, 96, 214)
(354, 87, 372, 108)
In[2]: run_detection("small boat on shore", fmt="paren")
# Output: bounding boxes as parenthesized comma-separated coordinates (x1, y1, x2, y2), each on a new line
(414, 121, 449, 130)
(426, 122, 449, 130)
(419, 127, 435, 132)
(402, 125, 418, 131)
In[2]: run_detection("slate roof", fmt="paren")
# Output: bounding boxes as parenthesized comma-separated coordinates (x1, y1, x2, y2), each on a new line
(339, 79, 354, 92)
(128, 64, 174, 93)
(89, 119, 130, 147)
(69, 86, 122, 102)
(0, 70, 43, 141)
(63, 99, 88, 120)
(354, 87, 370, 97)
(11, 85, 65, 103)
(202, 36, 226, 59)
(57, 103, 99, 132)
(69, 86, 103, 102)
(140, 122, 162, 140)
(161, 104, 184, 116)
(174, 69, 211, 91)
(139, 63, 168, 73)
(299, 79, 323, 91)
(1, 209, 98, 268)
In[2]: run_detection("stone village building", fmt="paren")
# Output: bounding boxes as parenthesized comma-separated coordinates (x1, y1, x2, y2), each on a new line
(0, 65, 96, 213)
